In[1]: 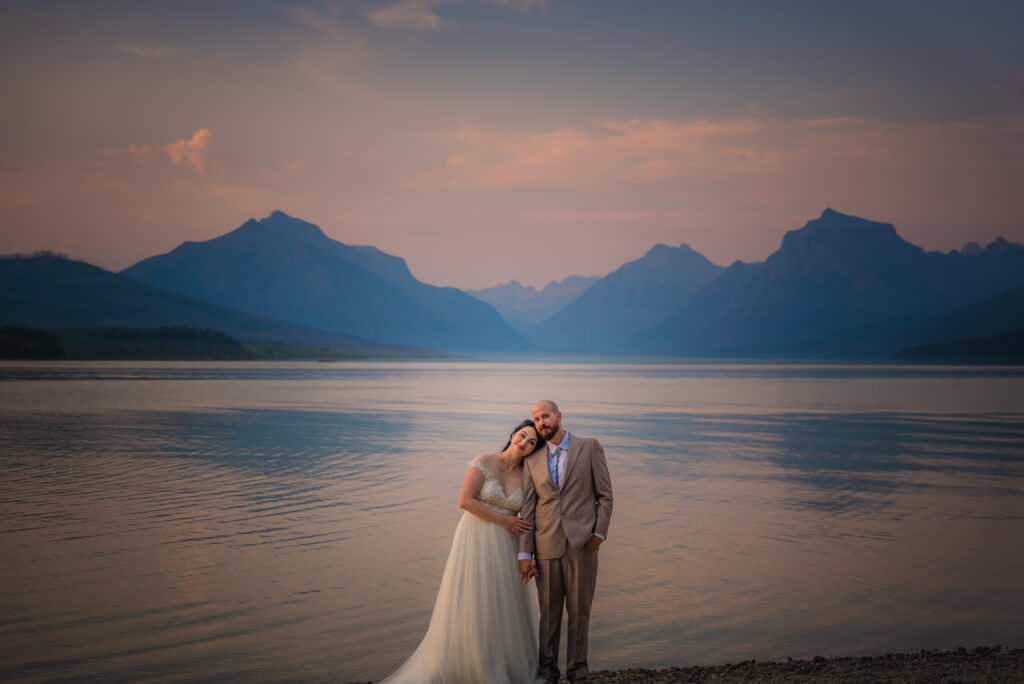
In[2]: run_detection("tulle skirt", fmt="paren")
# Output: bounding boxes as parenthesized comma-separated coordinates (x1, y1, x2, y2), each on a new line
(381, 512, 539, 684)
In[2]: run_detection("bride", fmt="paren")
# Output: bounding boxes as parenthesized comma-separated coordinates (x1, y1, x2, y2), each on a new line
(381, 420, 544, 684)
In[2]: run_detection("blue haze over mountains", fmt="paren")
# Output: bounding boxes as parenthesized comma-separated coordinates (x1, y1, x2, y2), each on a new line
(120, 212, 529, 352)
(467, 276, 600, 334)
(0, 254, 391, 351)
(635, 210, 1024, 357)
(4, 209, 1023, 358)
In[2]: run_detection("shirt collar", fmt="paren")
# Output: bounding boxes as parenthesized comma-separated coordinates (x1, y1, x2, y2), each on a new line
(547, 431, 570, 456)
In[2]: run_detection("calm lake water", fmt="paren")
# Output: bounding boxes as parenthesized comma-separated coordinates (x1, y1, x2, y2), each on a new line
(2, 360, 1023, 683)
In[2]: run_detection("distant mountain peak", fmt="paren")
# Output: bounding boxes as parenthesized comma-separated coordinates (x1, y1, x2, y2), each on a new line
(775, 209, 904, 259)
(259, 211, 326, 240)
(539, 275, 598, 297)
(120, 212, 527, 352)
(217, 218, 268, 241)
(467, 275, 600, 328)
(809, 208, 896, 234)
(985, 236, 1024, 254)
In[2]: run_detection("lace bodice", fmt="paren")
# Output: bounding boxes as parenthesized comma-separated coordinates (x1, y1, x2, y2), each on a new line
(470, 457, 524, 516)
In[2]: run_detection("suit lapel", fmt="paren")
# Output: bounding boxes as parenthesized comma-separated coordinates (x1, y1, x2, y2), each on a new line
(562, 433, 581, 485)
(530, 448, 556, 490)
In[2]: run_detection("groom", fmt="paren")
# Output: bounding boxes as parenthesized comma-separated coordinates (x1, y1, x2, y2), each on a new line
(519, 400, 613, 684)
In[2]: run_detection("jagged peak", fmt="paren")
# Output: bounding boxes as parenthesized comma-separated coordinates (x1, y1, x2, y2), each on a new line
(215, 218, 270, 241)
(786, 209, 899, 243)
(766, 210, 921, 271)
(472, 280, 530, 292)
(983, 236, 1024, 253)
(258, 210, 326, 239)
(641, 243, 705, 259)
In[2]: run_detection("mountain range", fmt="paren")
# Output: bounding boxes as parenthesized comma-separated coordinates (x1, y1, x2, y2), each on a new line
(527, 243, 725, 351)
(3, 208, 1022, 360)
(0, 253, 394, 351)
(467, 276, 600, 333)
(637, 209, 1024, 357)
(121, 211, 529, 352)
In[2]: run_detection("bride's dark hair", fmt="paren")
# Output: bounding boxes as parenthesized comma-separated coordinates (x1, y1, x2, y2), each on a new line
(501, 418, 545, 453)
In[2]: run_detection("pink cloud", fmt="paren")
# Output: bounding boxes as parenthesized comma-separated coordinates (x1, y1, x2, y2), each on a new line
(366, 0, 546, 30)
(425, 116, 1024, 199)
(414, 114, 1024, 276)
(164, 129, 217, 177)
(367, 0, 444, 30)
(107, 129, 221, 178)
(115, 43, 175, 59)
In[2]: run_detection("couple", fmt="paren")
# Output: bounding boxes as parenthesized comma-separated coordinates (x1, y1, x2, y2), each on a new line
(381, 400, 614, 684)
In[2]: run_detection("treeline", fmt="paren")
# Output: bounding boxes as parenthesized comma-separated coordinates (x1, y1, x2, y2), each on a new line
(895, 329, 1024, 364)
(0, 326, 66, 359)
(0, 250, 74, 260)
(0, 325, 250, 360)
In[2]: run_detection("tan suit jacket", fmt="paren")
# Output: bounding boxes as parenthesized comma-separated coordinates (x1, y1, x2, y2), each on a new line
(519, 433, 613, 560)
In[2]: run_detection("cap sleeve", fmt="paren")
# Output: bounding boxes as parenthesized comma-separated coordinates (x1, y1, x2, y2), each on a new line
(469, 455, 495, 481)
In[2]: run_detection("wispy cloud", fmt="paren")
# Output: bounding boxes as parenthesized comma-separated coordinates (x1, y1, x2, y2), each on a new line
(365, 0, 546, 31)
(417, 114, 1024, 263)
(290, 5, 374, 97)
(425, 116, 1024, 194)
(367, 0, 445, 30)
(163, 129, 218, 178)
(488, 0, 547, 13)
(115, 43, 175, 59)
(104, 129, 222, 179)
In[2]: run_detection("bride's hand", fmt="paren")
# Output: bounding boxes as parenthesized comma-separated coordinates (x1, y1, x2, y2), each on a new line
(503, 515, 532, 535)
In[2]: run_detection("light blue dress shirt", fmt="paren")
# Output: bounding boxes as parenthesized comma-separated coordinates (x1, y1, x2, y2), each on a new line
(547, 432, 570, 487)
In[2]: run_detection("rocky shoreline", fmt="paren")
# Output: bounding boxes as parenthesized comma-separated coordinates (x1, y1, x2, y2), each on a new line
(585, 646, 1023, 683)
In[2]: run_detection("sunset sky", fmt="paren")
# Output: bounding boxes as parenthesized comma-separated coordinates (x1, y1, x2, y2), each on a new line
(2, 0, 1023, 289)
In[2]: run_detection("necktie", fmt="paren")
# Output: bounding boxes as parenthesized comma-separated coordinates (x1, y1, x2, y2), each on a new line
(552, 447, 563, 487)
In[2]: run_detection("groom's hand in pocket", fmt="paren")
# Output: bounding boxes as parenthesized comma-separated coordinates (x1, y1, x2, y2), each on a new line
(585, 535, 603, 550)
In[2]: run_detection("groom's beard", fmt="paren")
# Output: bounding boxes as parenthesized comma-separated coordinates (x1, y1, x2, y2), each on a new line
(537, 423, 558, 439)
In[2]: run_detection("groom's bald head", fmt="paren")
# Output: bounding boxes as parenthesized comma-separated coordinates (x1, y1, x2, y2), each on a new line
(535, 399, 559, 414)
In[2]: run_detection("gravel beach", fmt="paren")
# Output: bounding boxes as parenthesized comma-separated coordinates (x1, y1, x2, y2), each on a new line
(584, 646, 1024, 683)
(353, 646, 1024, 683)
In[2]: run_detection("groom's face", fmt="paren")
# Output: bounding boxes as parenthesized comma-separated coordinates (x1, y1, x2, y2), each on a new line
(532, 402, 562, 440)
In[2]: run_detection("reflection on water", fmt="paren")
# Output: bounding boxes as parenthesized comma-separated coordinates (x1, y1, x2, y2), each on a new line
(1, 361, 1023, 682)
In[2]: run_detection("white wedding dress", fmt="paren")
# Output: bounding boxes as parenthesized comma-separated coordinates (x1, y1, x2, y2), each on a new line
(381, 457, 539, 684)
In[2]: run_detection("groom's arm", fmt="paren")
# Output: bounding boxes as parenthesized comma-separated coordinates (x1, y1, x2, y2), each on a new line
(590, 439, 613, 541)
(518, 457, 537, 558)
(518, 457, 539, 581)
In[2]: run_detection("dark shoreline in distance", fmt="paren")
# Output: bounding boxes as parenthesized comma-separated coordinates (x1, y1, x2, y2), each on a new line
(350, 646, 1024, 683)
(0, 325, 445, 361)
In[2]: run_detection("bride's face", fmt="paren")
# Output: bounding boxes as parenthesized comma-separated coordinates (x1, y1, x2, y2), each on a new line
(509, 426, 539, 456)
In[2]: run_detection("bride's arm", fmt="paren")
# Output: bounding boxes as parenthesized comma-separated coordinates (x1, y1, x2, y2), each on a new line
(459, 464, 531, 534)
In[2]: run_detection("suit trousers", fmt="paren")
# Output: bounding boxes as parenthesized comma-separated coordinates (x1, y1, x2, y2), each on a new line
(536, 544, 599, 681)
